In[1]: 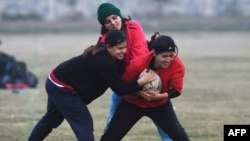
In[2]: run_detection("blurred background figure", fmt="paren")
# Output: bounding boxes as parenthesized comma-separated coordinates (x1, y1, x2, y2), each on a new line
(0, 40, 38, 93)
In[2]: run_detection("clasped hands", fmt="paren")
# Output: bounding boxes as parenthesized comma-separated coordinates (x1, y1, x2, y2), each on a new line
(128, 88, 162, 101)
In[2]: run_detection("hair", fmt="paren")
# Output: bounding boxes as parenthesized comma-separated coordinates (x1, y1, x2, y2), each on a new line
(100, 16, 131, 35)
(150, 35, 179, 55)
(83, 30, 127, 57)
(82, 43, 105, 57)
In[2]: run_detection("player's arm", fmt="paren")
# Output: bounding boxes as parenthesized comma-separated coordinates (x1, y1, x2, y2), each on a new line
(139, 88, 180, 101)
(139, 89, 168, 101)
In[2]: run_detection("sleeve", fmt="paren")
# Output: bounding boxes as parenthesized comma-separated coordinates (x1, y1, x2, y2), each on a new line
(167, 89, 180, 99)
(122, 61, 140, 82)
(126, 20, 149, 61)
(169, 57, 186, 94)
(97, 57, 140, 96)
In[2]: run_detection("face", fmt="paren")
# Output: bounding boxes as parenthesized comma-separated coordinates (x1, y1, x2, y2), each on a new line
(106, 41, 127, 60)
(104, 14, 122, 31)
(154, 51, 175, 69)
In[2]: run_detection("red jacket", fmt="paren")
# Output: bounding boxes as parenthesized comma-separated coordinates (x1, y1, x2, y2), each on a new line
(122, 52, 185, 108)
(99, 20, 149, 67)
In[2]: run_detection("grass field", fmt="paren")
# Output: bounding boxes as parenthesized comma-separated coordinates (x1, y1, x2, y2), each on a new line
(0, 31, 250, 141)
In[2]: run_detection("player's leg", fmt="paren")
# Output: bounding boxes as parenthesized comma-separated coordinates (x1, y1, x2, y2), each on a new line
(30, 78, 94, 141)
(153, 105, 175, 141)
(48, 83, 94, 141)
(100, 100, 143, 141)
(148, 101, 190, 141)
(28, 78, 64, 141)
(62, 91, 94, 141)
(155, 125, 173, 141)
(104, 91, 122, 131)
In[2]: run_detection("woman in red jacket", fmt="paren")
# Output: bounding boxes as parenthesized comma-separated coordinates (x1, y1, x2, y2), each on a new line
(97, 2, 149, 67)
(100, 35, 190, 141)
(97, 3, 172, 140)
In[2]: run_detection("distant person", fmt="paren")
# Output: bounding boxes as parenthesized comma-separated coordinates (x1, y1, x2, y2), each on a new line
(27, 30, 156, 141)
(0, 42, 38, 89)
(100, 35, 190, 141)
(96, 2, 172, 140)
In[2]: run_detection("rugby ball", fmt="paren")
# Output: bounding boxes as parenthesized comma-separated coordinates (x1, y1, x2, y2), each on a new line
(139, 70, 162, 93)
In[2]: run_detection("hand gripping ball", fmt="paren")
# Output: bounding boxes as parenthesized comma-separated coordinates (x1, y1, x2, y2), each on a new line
(139, 69, 162, 93)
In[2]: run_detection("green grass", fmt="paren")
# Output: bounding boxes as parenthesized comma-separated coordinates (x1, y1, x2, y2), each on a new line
(0, 32, 249, 141)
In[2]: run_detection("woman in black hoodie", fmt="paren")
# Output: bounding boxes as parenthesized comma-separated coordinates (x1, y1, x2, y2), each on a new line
(28, 30, 155, 141)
